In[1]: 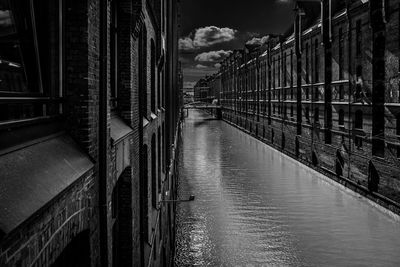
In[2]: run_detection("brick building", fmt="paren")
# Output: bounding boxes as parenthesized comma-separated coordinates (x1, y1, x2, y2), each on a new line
(193, 73, 221, 103)
(220, 0, 400, 214)
(0, 0, 181, 266)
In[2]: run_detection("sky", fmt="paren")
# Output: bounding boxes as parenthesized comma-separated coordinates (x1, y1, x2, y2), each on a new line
(179, 0, 296, 88)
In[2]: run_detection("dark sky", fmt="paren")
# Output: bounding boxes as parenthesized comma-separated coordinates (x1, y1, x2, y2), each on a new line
(179, 0, 295, 88)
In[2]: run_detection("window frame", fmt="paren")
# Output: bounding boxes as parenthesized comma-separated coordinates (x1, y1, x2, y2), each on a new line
(0, 0, 64, 131)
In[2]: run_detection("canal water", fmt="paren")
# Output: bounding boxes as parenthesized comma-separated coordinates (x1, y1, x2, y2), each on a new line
(174, 110, 400, 267)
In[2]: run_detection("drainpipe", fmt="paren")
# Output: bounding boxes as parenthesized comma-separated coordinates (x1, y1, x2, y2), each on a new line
(99, 0, 109, 266)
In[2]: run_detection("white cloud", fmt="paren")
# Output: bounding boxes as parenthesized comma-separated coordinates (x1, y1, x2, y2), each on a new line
(246, 36, 270, 46)
(195, 64, 208, 69)
(0, 10, 12, 27)
(195, 50, 232, 62)
(214, 63, 222, 69)
(179, 26, 237, 50)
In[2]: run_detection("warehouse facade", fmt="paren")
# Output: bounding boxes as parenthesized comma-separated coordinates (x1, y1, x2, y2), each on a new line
(220, 0, 400, 214)
(0, 0, 181, 266)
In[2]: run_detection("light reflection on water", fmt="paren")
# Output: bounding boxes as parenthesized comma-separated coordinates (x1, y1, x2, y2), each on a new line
(175, 110, 400, 266)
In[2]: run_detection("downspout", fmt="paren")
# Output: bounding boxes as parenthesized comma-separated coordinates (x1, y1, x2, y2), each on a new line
(99, 0, 109, 266)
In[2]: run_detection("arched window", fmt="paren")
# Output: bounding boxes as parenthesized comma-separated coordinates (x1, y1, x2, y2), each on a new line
(150, 39, 156, 113)
(355, 110, 363, 129)
(338, 109, 345, 126)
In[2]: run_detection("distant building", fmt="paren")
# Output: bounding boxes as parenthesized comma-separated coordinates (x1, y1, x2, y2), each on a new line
(194, 73, 222, 103)
(183, 87, 195, 104)
(220, 0, 400, 214)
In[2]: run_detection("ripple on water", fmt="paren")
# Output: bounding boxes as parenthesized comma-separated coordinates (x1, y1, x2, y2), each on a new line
(175, 110, 400, 267)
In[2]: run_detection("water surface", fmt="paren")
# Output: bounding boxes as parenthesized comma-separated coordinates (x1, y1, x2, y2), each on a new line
(175, 110, 400, 266)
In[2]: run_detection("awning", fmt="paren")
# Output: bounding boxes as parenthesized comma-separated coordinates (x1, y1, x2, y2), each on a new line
(111, 116, 133, 144)
(0, 134, 94, 235)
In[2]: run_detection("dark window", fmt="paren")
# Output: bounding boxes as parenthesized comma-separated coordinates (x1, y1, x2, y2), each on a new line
(278, 56, 281, 87)
(356, 20, 362, 57)
(110, 0, 118, 108)
(151, 39, 156, 113)
(355, 110, 363, 129)
(0, 0, 63, 124)
(290, 50, 293, 87)
(355, 136, 363, 148)
(283, 52, 287, 86)
(314, 108, 319, 124)
(339, 85, 344, 100)
(290, 105, 294, 117)
(305, 107, 310, 122)
(339, 109, 345, 126)
(306, 87, 309, 100)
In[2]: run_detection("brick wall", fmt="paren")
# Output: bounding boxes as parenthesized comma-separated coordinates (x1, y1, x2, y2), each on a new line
(220, 1, 400, 215)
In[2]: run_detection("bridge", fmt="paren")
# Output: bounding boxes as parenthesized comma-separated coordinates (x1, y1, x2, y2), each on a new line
(182, 101, 222, 119)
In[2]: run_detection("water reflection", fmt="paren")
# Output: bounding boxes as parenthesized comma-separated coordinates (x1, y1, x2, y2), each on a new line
(175, 110, 400, 266)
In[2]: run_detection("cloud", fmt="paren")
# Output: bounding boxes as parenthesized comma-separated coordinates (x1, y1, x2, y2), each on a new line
(195, 64, 208, 69)
(179, 26, 237, 50)
(246, 36, 270, 46)
(0, 10, 12, 28)
(195, 50, 232, 62)
(214, 63, 221, 69)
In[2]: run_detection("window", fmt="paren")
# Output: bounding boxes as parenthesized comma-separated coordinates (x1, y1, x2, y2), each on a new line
(314, 108, 319, 124)
(290, 105, 294, 118)
(110, 0, 118, 108)
(278, 56, 281, 87)
(305, 107, 310, 122)
(306, 87, 309, 100)
(151, 39, 156, 113)
(356, 20, 362, 57)
(0, 0, 63, 125)
(283, 52, 287, 86)
(314, 39, 319, 83)
(290, 50, 293, 87)
(339, 85, 344, 100)
(338, 109, 345, 126)
(355, 110, 363, 129)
